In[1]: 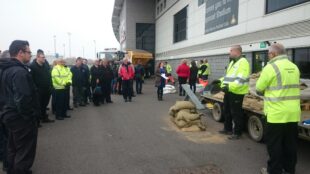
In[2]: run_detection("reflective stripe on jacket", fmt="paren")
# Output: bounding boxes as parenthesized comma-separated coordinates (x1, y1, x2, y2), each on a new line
(52, 65, 69, 89)
(220, 57, 250, 95)
(256, 55, 300, 123)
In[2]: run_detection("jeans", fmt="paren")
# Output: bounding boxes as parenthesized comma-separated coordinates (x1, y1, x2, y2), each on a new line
(136, 77, 143, 94)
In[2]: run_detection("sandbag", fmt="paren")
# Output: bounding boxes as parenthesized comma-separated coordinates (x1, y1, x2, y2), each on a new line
(181, 125, 201, 132)
(169, 106, 177, 117)
(174, 101, 195, 111)
(175, 119, 187, 128)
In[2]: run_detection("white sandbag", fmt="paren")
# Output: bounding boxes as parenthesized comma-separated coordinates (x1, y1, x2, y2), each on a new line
(163, 85, 177, 94)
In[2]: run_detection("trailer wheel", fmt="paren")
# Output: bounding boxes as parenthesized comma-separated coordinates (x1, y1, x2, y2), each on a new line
(247, 115, 264, 142)
(212, 102, 224, 122)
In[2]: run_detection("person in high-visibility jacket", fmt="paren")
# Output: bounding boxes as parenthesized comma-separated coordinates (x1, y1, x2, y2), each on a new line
(199, 59, 211, 80)
(164, 62, 175, 85)
(256, 43, 300, 174)
(51, 59, 71, 120)
(213, 45, 250, 140)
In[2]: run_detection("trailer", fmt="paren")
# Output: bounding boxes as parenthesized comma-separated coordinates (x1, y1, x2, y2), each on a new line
(201, 93, 310, 142)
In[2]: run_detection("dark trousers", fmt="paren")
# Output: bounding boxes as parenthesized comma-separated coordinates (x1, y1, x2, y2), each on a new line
(73, 86, 84, 105)
(117, 78, 122, 94)
(64, 87, 70, 109)
(101, 81, 112, 102)
(157, 86, 163, 99)
(55, 89, 67, 118)
(91, 86, 101, 106)
(6, 119, 38, 174)
(38, 89, 51, 120)
(136, 77, 143, 94)
(189, 80, 196, 93)
(178, 77, 187, 96)
(0, 124, 8, 170)
(223, 92, 245, 135)
(266, 122, 298, 174)
(51, 89, 56, 114)
(122, 80, 133, 100)
(84, 86, 91, 103)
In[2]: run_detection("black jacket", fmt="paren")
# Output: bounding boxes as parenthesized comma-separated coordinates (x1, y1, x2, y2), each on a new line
(0, 58, 40, 123)
(101, 65, 114, 83)
(30, 60, 52, 90)
(190, 66, 199, 81)
(90, 65, 102, 88)
(135, 64, 145, 79)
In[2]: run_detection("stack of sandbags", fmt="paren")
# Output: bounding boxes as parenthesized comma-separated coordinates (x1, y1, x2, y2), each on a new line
(243, 94, 263, 112)
(169, 101, 206, 132)
(212, 91, 225, 100)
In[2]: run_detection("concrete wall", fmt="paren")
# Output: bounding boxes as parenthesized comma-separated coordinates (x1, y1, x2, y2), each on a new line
(155, 0, 310, 57)
(158, 52, 253, 81)
(155, 0, 310, 80)
(124, 0, 155, 50)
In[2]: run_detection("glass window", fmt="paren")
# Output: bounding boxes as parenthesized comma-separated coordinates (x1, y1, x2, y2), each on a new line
(294, 48, 310, 79)
(136, 23, 155, 54)
(266, 0, 310, 14)
(174, 6, 187, 43)
(198, 0, 205, 6)
(160, 3, 163, 12)
(164, 0, 167, 8)
(252, 51, 268, 73)
(157, 6, 159, 15)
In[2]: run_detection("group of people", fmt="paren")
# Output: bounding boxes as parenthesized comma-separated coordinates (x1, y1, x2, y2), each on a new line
(154, 58, 210, 101)
(212, 44, 300, 174)
(0, 40, 148, 174)
(0, 40, 302, 174)
(158, 44, 300, 174)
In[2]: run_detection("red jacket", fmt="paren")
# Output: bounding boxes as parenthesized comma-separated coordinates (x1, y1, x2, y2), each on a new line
(119, 64, 134, 80)
(176, 63, 190, 78)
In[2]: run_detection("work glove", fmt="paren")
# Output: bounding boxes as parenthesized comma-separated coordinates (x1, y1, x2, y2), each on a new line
(222, 85, 229, 93)
(211, 79, 221, 85)
(65, 82, 71, 87)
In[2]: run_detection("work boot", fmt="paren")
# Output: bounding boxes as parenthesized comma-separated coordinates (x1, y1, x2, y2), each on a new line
(228, 134, 241, 140)
(56, 117, 64, 120)
(218, 130, 233, 135)
(42, 118, 55, 123)
(64, 115, 71, 118)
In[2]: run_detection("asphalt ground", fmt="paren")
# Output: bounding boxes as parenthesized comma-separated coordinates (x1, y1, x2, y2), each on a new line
(1, 80, 310, 174)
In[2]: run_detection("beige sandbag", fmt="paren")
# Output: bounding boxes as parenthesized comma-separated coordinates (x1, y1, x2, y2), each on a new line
(183, 112, 201, 122)
(175, 109, 191, 121)
(169, 106, 176, 117)
(174, 101, 195, 111)
(213, 92, 225, 100)
(181, 125, 201, 132)
(175, 119, 187, 128)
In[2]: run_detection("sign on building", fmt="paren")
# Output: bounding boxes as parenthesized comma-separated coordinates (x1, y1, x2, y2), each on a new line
(205, 0, 239, 34)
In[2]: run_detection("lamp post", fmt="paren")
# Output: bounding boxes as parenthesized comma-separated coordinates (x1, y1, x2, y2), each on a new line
(63, 44, 66, 58)
(94, 40, 97, 58)
(53, 35, 57, 56)
(68, 32, 71, 58)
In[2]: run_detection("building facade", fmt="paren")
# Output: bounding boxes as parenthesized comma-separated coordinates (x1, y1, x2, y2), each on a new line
(113, 0, 310, 80)
(112, 0, 156, 54)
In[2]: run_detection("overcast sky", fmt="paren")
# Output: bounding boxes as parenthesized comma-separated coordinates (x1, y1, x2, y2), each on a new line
(0, 0, 119, 59)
